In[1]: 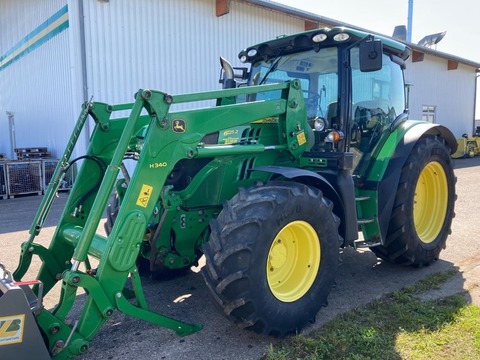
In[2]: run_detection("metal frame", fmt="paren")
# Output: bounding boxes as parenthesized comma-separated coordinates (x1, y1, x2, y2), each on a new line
(0, 162, 7, 200)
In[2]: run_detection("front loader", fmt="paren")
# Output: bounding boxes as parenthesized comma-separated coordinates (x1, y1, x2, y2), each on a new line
(0, 27, 457, 358)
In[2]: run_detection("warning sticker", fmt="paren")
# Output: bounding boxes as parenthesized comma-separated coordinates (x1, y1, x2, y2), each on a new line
(297, 131, 307, 146)
(136, 184, 153, 208)
(0, 314, 25, 346)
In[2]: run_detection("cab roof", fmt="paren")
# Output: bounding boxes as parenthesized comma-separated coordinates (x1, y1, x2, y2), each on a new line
(238, 27, 410, 65)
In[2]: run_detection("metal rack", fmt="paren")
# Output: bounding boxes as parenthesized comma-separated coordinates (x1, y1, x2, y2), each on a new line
(0, 162, 7, 200)
(41, 159, 74, 192)
(5, 161, 43, 198)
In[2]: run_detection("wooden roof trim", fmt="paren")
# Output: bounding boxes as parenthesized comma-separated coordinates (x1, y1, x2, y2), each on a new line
(448, 60, 459, 70)
(412, 50, 425, 63)
(216, 0, 231, 17)
(304, 20, 318, 31)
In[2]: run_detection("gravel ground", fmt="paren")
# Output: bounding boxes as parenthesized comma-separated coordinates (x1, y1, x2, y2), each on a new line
(0, 157, 479, 359)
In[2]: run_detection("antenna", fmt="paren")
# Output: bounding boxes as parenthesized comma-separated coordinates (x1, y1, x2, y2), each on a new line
(393, 25, 407, 41)
(417, 31, 447, 48)
(407, 0, 413, 42)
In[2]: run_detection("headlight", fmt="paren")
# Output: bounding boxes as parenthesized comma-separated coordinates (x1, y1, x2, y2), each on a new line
(312, 33, 327, 43)
(314, 117, 328, 132)
(247, 48, 258, 57)
(240, 55, 247, 63)
(333, 33, 350, 42)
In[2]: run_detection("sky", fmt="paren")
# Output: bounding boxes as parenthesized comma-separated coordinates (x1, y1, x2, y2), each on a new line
(272, 0, 480, 63)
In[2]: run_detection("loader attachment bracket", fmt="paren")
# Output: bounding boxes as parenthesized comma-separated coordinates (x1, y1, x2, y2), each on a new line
(0, 265, 50, 360)
(115, 291, 202, 336)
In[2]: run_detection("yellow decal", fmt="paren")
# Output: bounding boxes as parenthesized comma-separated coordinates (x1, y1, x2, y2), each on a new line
(297, 131, 307, 146)
(223, 137, 239, 144)
(0, 314, 25, 346)
(172, 119, 186, 133)
(252, 117, 278, 124)
(223, 129, 239, 136)
(136, 184, 153, 208)
(149, 162, 168, 168)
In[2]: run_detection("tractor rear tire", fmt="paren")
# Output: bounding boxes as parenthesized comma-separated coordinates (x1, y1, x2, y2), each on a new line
(371, 135, 456, 266)
(202, 181, 340, 337)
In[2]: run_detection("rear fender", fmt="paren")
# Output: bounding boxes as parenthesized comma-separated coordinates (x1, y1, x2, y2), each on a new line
(374, 123, 456, 242)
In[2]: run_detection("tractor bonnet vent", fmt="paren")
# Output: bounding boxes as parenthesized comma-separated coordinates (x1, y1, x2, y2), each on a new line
(241, 127, 262, 142)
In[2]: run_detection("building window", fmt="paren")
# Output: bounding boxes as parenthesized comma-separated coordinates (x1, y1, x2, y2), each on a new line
(422, 105, 436, 123)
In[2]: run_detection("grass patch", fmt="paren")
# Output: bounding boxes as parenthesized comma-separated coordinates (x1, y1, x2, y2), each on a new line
(265, 270, 480, 360)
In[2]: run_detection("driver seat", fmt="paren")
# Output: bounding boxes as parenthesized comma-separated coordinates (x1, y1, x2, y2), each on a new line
(326, 102, 338, 126)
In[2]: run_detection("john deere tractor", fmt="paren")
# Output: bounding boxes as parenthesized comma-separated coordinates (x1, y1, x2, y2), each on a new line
(0, 27, 456, 359)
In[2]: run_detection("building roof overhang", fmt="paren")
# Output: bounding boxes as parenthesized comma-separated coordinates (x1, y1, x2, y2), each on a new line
(239, 0, 480, 71)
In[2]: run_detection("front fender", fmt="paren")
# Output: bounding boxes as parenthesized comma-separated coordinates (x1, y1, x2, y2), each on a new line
(251, 165, 358, 245)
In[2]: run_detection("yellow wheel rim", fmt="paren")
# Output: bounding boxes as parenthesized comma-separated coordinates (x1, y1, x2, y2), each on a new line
(266, 220, 320, 302)
(413, 161, 448, 244)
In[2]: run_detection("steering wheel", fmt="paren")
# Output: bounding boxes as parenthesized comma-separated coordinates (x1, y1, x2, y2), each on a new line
(305, 91, 323, 118)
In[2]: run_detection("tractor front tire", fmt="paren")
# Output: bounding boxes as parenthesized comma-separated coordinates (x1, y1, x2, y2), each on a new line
(202, 181, 340, 337)
(372, 135, 456, 266)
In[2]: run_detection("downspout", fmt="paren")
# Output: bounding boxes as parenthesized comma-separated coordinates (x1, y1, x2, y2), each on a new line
(474, 72, 479, 135)
(78, 0, 90, 139)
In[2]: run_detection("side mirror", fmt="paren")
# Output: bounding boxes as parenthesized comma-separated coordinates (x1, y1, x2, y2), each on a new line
(219, 57, 250, 89)
(359, 39, 383, 72)
(233, 67, 249, 80)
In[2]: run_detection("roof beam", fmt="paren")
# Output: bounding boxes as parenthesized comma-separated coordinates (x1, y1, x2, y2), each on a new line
(216, 0, 231, 17)
(448, 60, 459, 70)
(304, 20, 318, 31)
(412, 50, 425, 63)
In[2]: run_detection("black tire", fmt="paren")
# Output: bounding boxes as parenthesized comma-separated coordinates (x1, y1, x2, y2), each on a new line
(104, 193, 119, 235)
(372, 135, 456, 266)
(202, 181, 340, 337)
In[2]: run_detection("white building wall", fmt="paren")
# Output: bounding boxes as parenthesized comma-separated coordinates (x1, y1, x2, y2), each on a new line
(405, 54, 477, 138)
(0, 0, 74, 159)
(0, 0, 304, 159)
(1, 0, 477, 159)
(81, 0, 303, 108)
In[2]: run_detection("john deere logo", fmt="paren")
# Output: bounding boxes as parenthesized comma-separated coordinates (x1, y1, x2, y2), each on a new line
(172, 119, 186, 133)
(0, 314, 25, 346)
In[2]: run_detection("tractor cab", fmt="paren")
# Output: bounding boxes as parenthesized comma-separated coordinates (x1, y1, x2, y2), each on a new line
(237, 27, 410, 172)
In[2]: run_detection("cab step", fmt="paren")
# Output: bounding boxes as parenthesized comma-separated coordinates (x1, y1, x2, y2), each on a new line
(354, 239, 382, 248)
(357, 217, 375, 225)
(355, 195, 371, 201)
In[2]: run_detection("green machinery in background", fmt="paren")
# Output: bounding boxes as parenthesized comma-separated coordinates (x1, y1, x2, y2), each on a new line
(451, 127, 480, 158)
(0, 27, 457, 358)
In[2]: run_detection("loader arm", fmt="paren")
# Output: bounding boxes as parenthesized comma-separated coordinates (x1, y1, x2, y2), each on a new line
(6, 80, 308, 358)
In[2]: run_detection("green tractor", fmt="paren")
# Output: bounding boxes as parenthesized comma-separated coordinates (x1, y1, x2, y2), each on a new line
(0, 27, 457, 358)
